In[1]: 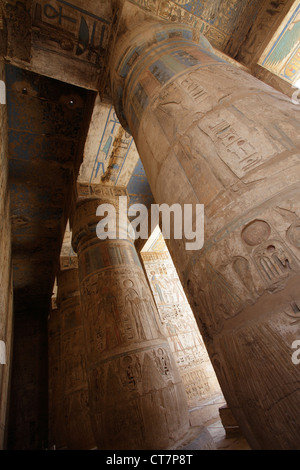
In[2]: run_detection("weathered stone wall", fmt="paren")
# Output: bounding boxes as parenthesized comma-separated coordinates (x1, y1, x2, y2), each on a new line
(0, 57, 13, 449)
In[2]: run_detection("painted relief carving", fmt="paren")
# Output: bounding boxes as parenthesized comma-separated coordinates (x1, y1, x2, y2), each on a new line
(122, 279, 147, 341)
(81, 268, 164, 354)
(179, 73, 209, 106)
(150, 270, 166, 304)
(142, 246, 222, 407)
(152, 0, 259, 50)
(72, 196, 190, 448)
(78, 104, 137, 186)
(31, 0, 110, 67)
(259, 3, 300, 85)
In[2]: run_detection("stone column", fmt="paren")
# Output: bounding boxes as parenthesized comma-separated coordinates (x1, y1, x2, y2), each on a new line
(109, 15, 300, 450)
(56, 268, 96, 450)
(48, 307, 67, 450)
(141, 248, 223, 422)
(71, 185, 196, 450)
(0, 16, 13, 449)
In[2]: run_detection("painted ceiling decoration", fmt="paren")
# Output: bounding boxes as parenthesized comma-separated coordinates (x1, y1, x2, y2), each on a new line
(127, 0, 263, 51)
(78, 95, 153, 209)
(3, 0, 267, 91)
(259, 0, 300, 86)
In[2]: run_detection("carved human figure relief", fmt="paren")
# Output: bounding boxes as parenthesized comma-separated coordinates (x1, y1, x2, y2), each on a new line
(99, 291, 123, 351)
(140, 286, 162, 339)
(122, 279, 147, 341)
(149, 270, 166, 304)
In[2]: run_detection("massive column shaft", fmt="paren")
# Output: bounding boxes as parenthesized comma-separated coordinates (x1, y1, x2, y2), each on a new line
(71, 185, 191, 450)
(56, 268, 96, 450)
(141, 246, 223, 420)
(0, 42, 13, 449)
(109, 18, 300, 450)
(48, 307, 67, 450)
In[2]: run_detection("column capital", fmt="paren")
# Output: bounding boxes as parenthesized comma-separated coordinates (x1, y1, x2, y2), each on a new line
(108, 2, 213, 133)
(71, 183, 131, 254)
(76, 182, 128, 206)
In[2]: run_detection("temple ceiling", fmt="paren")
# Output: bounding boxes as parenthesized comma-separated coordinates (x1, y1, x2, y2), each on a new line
(259, 1, 300, 87)
(2, 0, 285, 89)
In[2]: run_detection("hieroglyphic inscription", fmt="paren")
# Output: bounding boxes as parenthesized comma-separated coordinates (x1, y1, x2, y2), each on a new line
(32, 0, 110, 67)
(208, 117, 262, 177)
(241, 219, 300, 289)
(142, 243, 222, 406)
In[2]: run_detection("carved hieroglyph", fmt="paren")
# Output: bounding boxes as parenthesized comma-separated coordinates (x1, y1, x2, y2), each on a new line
(55, 268, 96, 450)
(141, 248, 222, 409)
(71, 188, 191, 450)
(110, 18, 300, 450)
